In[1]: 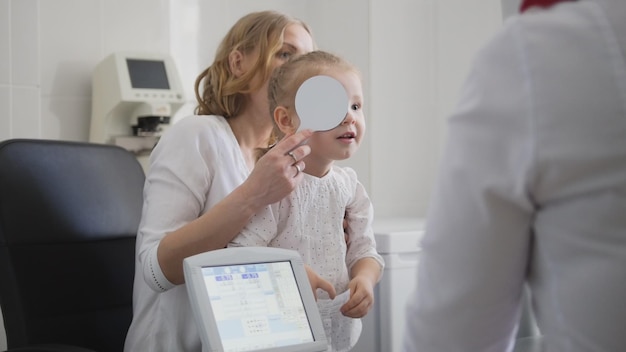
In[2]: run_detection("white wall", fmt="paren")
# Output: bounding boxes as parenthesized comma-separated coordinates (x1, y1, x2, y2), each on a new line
(0, 0, 173, 142)
(0, 0, 506, 349)
(369, 0, 503, 217)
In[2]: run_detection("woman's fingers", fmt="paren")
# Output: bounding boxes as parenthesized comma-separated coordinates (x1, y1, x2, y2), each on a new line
(243, 129, 312, 208)
(273, 129, 313, 161)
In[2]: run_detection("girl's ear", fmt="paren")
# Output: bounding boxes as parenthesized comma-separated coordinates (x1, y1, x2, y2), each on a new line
(228, 50, 244, 77)
(274, 106, 297, 134)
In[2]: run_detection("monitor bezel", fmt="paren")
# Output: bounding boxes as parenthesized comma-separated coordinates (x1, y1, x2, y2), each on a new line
(113, 52, 185, 103)
(183, 247, 328, 352)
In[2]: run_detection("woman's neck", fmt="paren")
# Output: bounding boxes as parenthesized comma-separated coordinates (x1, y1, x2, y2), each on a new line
(228, 112, 273, 170)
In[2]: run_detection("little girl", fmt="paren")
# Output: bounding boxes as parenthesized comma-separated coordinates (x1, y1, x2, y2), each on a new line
(229, 50, 384, 352)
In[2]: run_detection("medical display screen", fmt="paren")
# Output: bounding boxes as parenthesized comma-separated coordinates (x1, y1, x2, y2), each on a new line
(126, 59, 170, 89)
(201, 261, 315, 352)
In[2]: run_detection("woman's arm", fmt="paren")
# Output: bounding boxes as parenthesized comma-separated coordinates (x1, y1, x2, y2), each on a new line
(157, 129, 313, 285)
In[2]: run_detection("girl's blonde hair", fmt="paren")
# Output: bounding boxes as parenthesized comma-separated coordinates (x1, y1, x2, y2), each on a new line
(194, 11, 312, 118)
(263, 50, 359, 153)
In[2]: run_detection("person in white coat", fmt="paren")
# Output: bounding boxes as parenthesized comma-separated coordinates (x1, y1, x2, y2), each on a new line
(403, 0, 626, 351)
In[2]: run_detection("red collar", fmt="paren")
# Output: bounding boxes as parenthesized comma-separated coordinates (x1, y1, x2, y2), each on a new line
(520, 0, 577, 13)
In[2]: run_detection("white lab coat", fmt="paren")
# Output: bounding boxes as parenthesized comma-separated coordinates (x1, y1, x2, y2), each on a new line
(403, 1, 626, 351)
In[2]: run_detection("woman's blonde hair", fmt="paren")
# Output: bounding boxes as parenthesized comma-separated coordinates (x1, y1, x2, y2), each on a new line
(260, 50, 359, 157)
(194, 11, 312, 118)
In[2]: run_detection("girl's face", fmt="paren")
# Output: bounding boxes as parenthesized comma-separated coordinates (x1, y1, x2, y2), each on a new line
(306, 69, 365, 163)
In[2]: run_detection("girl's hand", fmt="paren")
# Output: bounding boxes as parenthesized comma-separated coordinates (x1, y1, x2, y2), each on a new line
(305, 265, 336, 300)
(340, 275, 375, 318)
(243, 130, 313, 209)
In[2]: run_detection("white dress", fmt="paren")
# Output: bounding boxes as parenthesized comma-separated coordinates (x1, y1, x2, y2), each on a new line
(403, 1, 626, 351)
(125, 115, 250, 352)
(231, 166, 384, 352)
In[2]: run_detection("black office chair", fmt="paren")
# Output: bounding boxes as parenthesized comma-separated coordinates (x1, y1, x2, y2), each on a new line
(0, 139, 145, 352)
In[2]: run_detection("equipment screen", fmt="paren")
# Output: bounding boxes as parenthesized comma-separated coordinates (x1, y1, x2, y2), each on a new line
(200, 261, 315, 352)
(126, 59, 170, 89)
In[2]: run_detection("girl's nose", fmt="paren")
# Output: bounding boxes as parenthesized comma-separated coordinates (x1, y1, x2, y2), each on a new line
(342, 111, 356, 125)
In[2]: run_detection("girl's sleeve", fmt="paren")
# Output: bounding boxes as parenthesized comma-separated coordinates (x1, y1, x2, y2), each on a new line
(229, 204, 279, 248)
(344, 170, 385, 272)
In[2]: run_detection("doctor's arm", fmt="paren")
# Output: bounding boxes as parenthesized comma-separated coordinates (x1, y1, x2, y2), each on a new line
(402, 22, 535, 351)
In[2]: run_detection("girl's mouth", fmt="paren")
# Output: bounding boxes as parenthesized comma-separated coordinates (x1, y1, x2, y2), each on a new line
(338, 132, 356, 140)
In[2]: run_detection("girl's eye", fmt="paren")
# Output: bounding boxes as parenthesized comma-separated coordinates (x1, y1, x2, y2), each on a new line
(351, 103, 361, 111)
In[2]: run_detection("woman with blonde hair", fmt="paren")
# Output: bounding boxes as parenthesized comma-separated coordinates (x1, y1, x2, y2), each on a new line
(124, 11, 329, 351)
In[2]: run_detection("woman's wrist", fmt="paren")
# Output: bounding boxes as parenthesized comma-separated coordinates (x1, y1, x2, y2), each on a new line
(230, 181, 267, 218)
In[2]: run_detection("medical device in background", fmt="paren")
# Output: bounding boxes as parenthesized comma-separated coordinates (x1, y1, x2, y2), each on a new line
(353, 217, 425, 352)
(89, 52, 186, 170)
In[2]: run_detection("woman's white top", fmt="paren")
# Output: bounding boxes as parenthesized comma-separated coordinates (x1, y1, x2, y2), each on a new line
(231, 166, 384, 352)
(125, 115, 249, 352)
(403, 0, 626, 351)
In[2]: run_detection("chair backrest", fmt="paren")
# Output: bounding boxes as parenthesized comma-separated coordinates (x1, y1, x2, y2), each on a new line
(0, 139, 145, 351)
